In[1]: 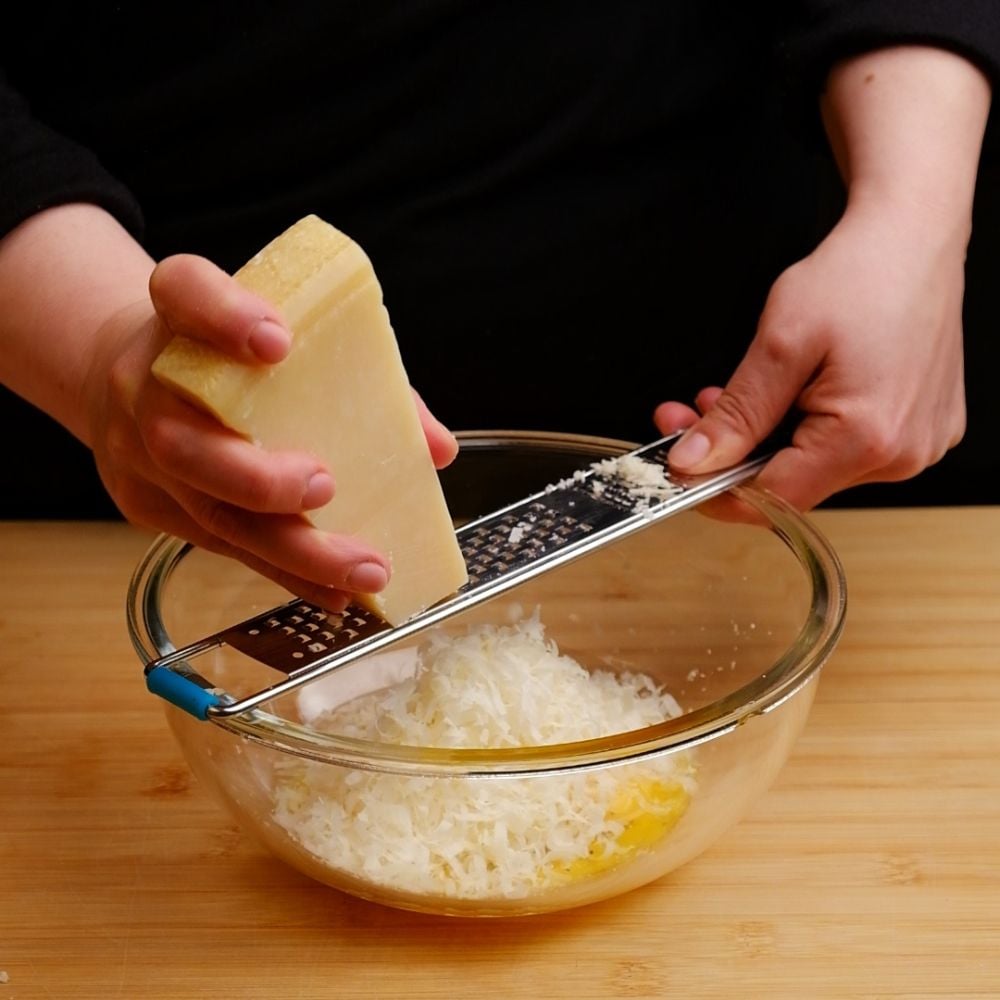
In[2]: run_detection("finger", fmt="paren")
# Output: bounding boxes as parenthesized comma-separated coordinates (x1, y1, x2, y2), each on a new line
(118, 480, 353, 611)
(689, 490, 772, 527)
(658, 390, 770, 522)
(761, 415, 949, 510)
(149, 254, 291, 363)
(752, 415, 863, 511)
(753, 408, 960, 512)
(412, 389, 459, 469)
(653, 387, 725, 436)
(693, 386, 724, 413)
(652, 401, 700, 435)
(138, 382, 334, 513)
(667, 330, 821, 475)
(171, 483, 391, 594)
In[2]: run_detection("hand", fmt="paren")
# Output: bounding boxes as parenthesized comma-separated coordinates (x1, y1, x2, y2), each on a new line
(654, 199, 967, 510)
(654, 45, 989, 511)
(82, 254, 458, 608)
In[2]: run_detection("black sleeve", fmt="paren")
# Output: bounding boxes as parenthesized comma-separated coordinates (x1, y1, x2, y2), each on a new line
(0, 70, 144, 240)
(780, 0, 1000, 89)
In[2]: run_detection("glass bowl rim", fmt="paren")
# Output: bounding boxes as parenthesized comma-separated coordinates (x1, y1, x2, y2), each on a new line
(127, 429, 847, 776)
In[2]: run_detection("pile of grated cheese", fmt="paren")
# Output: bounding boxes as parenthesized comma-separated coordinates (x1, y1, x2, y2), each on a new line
(591, 454, 684, 509)
(547, 453, 683, 512)
(271, 615, 696, 901)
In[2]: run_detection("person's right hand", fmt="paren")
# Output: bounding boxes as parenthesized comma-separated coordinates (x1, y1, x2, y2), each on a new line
(82, 253, 458, 610)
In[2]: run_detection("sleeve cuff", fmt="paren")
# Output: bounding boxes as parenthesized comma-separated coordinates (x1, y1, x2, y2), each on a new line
(0, 118, 144, 241)
(781, 0, 1000, 90)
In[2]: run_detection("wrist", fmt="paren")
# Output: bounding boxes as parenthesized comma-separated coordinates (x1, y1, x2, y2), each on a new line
(842, 181, 974, 256)
(0, 204, 154, 443)
(823, 45, 991, 241)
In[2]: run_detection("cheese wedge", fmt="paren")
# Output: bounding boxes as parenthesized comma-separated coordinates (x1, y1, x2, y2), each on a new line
(151, 215, 468, 624)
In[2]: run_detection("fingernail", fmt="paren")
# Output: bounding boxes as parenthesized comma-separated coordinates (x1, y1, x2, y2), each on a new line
(302, 472, 334, 510)
(248, 319, 291, 362)
(347, 561, 389, 593)
(668, 430, 711, 469)
(438, 428, 460, 464)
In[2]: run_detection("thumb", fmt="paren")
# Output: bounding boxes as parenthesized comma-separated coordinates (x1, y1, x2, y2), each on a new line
(667, 330, 818, 474)
(150, 254, 291, 364)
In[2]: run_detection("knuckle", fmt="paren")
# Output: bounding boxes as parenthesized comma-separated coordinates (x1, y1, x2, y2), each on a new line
(852, 419, 937, 480)
(239, 465, 285, 511)
(217, 281, 249, 321)
(149, 254, 192, 308)
(154, 253, 199, 286)
(105, 355, 147, 417)
(111, 477, 151, 527)
(141, 413, 181, 467)
(924, 437, 954, 473)
(759, 279, 809, 341)
(106, 358, 132, 405)
(103, 423, 136, 470)
(948, 413, 967, 450)
(711, 388, 766, 438)
(853, 419, 899, 471)
(756, 320, 802, 364)
(191, 496, 241, 542)
(888, 450, 927, 481)
(918, 417, 966, 474)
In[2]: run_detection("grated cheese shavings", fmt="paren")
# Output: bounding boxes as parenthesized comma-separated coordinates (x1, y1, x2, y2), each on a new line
(591, 455, 683, 510)
(272, 615, 695, 901)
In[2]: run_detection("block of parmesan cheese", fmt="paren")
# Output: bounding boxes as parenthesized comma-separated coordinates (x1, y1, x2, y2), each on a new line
(151, 215, 468, 624)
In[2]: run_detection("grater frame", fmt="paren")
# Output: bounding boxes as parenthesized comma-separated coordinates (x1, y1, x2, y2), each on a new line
(143, 433, 770, 720)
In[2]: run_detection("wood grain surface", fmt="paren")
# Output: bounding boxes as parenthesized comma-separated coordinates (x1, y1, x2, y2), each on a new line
(1, 511, 998, 999)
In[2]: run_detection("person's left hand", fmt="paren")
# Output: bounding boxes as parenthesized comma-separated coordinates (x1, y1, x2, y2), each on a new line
(654, 195, 968, 510)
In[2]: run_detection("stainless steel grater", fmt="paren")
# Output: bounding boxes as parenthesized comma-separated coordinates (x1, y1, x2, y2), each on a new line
(144, 433, 771, 720)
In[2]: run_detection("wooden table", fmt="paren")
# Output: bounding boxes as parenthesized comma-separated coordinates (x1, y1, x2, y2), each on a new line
(2, 511, 998, 999)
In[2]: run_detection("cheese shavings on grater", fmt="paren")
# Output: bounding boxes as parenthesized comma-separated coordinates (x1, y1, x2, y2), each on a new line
(143, 435, 769, 720)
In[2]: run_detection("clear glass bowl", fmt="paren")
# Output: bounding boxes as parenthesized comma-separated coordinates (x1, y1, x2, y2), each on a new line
(128, 431, 846, 916)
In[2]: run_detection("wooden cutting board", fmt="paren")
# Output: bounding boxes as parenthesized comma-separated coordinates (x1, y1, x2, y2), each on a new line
(1, 510, 998, 999)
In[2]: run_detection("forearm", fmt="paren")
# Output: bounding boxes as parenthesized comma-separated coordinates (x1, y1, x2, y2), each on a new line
(0, 203, 154, 444)
(821, 46, 992, 236)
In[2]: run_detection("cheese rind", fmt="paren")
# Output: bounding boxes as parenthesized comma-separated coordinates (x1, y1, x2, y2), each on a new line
(151, 215, 468, 624)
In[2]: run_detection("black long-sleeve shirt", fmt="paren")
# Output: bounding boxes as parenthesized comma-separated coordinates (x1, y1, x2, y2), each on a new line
(2, 1, 999, 514)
